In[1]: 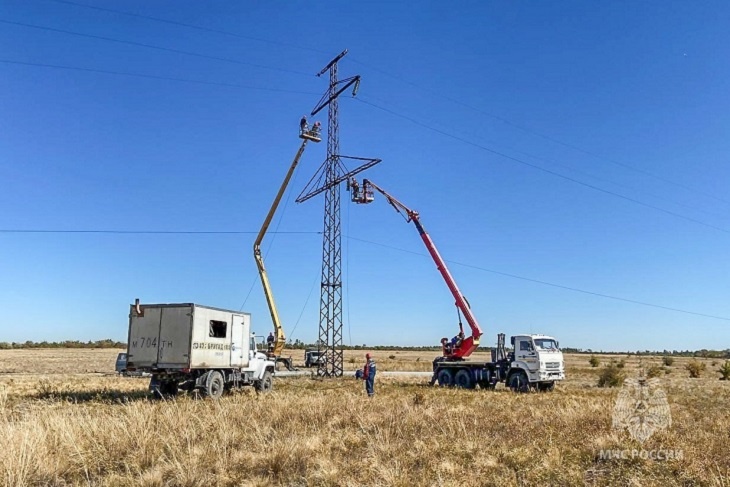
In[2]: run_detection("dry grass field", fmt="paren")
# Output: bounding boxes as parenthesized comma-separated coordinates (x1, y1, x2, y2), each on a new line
(1, 348, 729, 486)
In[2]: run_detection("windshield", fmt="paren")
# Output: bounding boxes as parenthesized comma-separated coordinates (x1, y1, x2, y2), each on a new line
(534, 338, 559, 350)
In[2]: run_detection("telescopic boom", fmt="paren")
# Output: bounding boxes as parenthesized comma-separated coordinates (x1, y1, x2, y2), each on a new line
(350, 179, 483, 359)
(254, 123, 321, 366)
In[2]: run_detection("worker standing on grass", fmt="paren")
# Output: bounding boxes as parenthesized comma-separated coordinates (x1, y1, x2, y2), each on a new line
(362, 353, 376, 397)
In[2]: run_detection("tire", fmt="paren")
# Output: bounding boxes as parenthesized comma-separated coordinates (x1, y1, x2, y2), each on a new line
(538, 381, 555, 392)
(454, 369, 474, 389)
(508, 371, 530, 393)
(255, 370, 273, 393)
(436, 368, 454, 387)
(203, 371, 225, 400)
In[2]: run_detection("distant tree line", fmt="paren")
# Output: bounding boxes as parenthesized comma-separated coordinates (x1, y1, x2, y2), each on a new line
(284, 339, 442, 351)
(0, 339, 126, 350)
(561, 347, 730, 358)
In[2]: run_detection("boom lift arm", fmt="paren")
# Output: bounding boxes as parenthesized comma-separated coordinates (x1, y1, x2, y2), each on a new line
(351, 179, 483, 359)
(254, 125, 321, 367)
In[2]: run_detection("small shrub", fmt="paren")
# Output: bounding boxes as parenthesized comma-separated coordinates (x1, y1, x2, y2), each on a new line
(597, 362, 625, 388)
(388, 355, 396, 360)
(589, 355, 600, 368)
(662, 356, 674, 366)
(663, 367, 672, 375)
(719, 361, 730, 381)
(616, 359, 626, 369)
(413, 392, 425, 406)
(712, 361, 718, 367)
(646, 365, 662, 379)
(686, 360, 706, 378)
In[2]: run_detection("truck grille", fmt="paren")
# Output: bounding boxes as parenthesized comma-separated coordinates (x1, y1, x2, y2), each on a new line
(546, 362, 561, 369)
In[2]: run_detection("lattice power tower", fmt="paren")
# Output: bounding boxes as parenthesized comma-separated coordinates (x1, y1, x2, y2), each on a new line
(296, 50, 381, 377)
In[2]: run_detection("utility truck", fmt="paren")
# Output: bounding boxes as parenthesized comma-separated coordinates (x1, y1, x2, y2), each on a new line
(126, 301, 275, 398)
(350, 179, 565, 391)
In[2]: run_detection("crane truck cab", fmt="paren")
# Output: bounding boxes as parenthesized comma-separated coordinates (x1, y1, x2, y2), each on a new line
(509, 334, 565, 391)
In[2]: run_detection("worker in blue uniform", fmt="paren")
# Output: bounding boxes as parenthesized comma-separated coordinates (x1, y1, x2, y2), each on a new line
(363, 353, 376, 397)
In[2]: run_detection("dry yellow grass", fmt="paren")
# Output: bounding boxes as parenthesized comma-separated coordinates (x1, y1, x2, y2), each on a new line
(1, 349, 728, 486)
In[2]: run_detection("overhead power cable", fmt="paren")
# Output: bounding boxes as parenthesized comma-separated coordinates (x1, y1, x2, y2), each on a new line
(345, 235, 730, 323)
(0, 229, 321, 235)
(46, 0, 330, 55)
(349, 58, 730, 207)
(0, 18, 312, 77)
(0, 59, 319, 95)
(47, 0, 726, 205)
(360, 93, 728, 222)
(355, 97, 730, 235)
(7, 55, 720, 226)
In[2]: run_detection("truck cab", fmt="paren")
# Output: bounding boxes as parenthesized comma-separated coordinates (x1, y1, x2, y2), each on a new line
(247, 333, 271, 376)
(511, 334, 565, 388)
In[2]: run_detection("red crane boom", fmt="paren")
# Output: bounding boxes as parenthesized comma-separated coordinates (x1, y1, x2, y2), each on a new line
(351, 179, 483, 359)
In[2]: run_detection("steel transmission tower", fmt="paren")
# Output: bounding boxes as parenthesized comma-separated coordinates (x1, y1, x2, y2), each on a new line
(296, 49, 381, 377)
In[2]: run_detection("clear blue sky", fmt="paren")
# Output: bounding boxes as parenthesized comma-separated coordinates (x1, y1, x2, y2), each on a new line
(1, 1, 728, 351)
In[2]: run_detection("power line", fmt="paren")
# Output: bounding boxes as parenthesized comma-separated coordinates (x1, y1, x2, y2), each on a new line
(45, 0, 726, 205)
(0, 18, 312, 77)
(345, 235, 730, 323)
(0, 229, 321, 234)
(361, 94, 728, 222)
(349, 57, 730, 207)
(7, 53, 720, 226)
(355, 97, 730, 235)
(45, 0, 330, 56)
(0, 59, 320, 95)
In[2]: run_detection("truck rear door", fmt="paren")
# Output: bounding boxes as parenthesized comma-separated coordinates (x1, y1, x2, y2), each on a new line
(158, 306, 192, 367)
(127, 307, 162, 368)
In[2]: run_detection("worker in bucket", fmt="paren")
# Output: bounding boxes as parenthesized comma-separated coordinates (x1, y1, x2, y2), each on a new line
(266, 332, 275, 352)
(450, 331, 465, 350)
(299, 115, 308, 133)
(311, 120, 321, 136)
(362, 353, 376, 397)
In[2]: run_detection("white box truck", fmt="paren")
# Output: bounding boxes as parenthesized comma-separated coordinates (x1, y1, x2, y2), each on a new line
(126, 301, 275, 398)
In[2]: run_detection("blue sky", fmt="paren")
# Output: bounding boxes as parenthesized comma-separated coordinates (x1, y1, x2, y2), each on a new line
(1, 1, 728, 351)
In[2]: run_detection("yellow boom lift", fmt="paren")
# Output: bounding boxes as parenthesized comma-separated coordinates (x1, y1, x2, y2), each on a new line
(254, 121, 321, 370)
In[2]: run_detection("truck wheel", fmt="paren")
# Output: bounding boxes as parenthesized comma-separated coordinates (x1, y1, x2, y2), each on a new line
(454, 369, 474, 389)
(508, 371, 530, 393)
(255, 370, 273, 393)
(203, 371, 225, 400)
(436, 368, 454, 387)
(538, 381, 555, 392)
